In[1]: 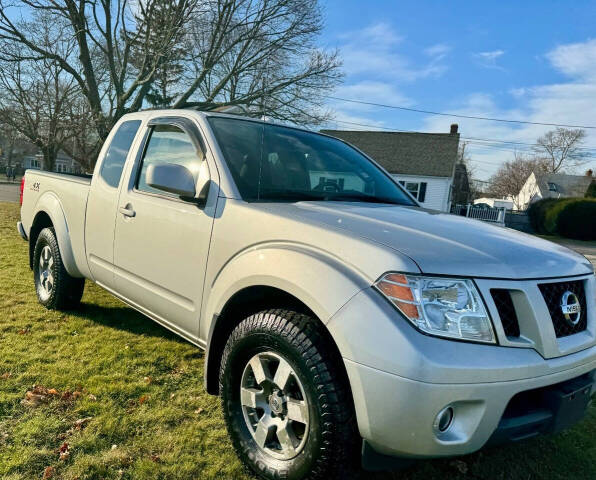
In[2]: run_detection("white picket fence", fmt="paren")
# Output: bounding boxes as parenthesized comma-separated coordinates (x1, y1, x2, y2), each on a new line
(453, 204, 506, 226)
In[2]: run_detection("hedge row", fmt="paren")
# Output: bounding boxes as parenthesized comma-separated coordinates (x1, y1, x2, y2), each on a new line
(528, 197, 596, 240)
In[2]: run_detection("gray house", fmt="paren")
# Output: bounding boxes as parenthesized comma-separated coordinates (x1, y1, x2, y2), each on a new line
(321, 125, 460, 211)
(516, 171, 594, 210)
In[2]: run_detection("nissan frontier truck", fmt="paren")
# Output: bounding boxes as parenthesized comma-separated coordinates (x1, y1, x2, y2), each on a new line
(18, 109, 596, 479)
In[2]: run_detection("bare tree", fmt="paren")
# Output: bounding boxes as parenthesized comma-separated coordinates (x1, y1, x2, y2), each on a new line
(533, 127, 587, 173)
(488, 152, 549, 210)
(0, 123, 35, 170)
(0, 0, 341, 167)
(0, 56, 79, 172)
(178, 0, 342, 124)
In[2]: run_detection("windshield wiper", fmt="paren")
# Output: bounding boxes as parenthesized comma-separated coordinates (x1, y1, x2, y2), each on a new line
(256, 190, 326, 202)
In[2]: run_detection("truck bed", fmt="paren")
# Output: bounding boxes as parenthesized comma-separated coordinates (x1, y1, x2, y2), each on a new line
(20, 169, 92, 278)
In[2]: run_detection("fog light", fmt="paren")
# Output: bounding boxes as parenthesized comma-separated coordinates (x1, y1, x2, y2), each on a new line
(434, 407, 454, 433)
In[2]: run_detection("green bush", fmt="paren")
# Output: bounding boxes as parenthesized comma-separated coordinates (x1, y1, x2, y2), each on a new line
(585, 180, 596, 198)
(529, 197, 596, 239)
(543, 198, 576, 234)
(558, 199, 596, 240)
(527, 198, 558, 233)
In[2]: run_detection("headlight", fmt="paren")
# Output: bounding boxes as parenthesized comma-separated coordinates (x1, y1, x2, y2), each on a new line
(375, 273, 495, 343)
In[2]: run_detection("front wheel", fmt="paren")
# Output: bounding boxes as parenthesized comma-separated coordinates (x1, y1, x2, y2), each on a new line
(220, 310, 358, 480)
(33, 227, 85, 310)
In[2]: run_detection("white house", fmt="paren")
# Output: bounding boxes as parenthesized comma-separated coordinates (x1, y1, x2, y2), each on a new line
(516, 171, 594, 210)
(320, 125, 460, 212)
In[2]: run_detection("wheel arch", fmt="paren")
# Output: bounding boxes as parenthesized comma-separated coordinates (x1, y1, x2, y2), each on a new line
(29, 193, 82, 277)
(204, 285, 351, 401)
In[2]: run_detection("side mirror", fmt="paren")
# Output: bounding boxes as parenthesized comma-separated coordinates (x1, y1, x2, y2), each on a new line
(146, 163, 196, 198)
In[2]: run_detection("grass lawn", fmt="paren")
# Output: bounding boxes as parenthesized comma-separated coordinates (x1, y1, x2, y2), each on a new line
(0, 201, 594, 479)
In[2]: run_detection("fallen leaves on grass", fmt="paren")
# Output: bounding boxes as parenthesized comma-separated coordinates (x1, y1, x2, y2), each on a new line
(139, 395, 149, 405)
(74, 417, 92, 430)
(58, 442, 70, 461)
(88, 393, 97, 401)
(21, 385, 83, 407)
(144, 376, 152, 384)
(194, 408, 204, 415)
(42, 466, 55, 479)
(1, 372, 11, 379)
(17, 328, 29, 335)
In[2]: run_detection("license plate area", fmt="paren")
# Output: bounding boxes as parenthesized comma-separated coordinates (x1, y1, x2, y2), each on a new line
(545, 375, 594, 433)
(487, 371, 595, 446)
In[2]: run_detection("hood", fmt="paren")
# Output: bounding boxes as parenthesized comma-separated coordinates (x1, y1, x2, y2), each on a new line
(262, 202, 593, 279)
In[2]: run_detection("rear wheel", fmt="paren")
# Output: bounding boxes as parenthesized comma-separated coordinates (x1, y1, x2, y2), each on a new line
(33, 227, 84, 310)
(220, 309, 358, 480)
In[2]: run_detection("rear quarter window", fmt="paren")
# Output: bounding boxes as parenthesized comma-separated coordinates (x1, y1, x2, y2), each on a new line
(99, 120, 142, 188)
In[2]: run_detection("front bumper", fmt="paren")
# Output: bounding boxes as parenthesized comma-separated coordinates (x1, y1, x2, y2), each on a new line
(326, 286, 596, 461)
(347, 359, 595, 460)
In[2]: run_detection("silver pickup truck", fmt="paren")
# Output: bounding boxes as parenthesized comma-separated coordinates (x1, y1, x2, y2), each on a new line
(18, 109, 596, 480)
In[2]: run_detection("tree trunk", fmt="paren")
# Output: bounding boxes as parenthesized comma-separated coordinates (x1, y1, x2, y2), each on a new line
(42, 147, 58, 173)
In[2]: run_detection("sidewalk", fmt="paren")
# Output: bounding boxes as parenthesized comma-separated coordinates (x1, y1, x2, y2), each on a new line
(0, 177, 22, 185)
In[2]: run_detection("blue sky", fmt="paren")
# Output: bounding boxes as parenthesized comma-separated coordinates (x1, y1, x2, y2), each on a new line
(319, 0, 596, 179)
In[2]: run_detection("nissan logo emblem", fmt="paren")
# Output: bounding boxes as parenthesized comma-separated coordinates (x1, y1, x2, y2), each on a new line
(560, 291, 581, 326)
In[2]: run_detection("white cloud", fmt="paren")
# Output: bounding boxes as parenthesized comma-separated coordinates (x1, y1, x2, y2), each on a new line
(339, 22, 448, 81)
(474, 49, 505, 69)
(330, 23, 450, 133)
(424, 43, 451, 60)
(546, 38, 596, 80)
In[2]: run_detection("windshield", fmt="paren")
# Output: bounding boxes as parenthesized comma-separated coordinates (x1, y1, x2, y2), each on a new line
(207, 116, 416, 206)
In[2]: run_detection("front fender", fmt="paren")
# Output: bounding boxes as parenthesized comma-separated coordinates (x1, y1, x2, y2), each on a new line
(202, 243, 373, 342)
(32, 192, 82, 278)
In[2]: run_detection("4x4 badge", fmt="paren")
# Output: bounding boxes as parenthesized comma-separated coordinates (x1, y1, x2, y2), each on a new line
(560, 291, 581, 326)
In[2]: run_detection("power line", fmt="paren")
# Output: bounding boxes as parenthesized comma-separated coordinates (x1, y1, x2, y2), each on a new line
(326, 95, 596, 129)
(330, 119, 596, 155)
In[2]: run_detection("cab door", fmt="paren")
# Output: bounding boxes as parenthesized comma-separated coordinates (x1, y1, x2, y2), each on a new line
(85, 119, 143, 288)
(112, 117, 215, 339)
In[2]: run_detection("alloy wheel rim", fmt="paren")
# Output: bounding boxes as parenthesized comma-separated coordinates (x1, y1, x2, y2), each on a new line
(38, 245, 54, 299)
(240, 351, 310, 460)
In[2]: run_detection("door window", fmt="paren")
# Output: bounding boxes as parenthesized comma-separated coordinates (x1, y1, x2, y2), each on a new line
(99, 120, 142, 188)
(136, 125, 202, 196)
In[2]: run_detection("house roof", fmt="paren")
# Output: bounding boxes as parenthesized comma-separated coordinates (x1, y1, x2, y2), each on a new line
(320, 129, 460, 178)
(534, 172, 593, 198)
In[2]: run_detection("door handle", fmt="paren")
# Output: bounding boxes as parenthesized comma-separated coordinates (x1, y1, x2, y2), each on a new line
(119, 205, 136, 218)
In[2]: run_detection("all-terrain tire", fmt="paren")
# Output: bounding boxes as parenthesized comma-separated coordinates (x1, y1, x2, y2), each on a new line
(33, 227, 85, 310)
(219, 309, 359, 480)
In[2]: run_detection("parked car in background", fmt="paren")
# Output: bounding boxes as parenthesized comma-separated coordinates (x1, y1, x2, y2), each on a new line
(18, 110, 596, 480)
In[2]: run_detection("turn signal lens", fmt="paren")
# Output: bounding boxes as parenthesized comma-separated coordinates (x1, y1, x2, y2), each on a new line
(375, 273, 495, 344)
(376, 275, 420, 320)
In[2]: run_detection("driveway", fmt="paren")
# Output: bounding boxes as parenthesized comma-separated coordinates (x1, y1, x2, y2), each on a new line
(0, 183, 19, 203)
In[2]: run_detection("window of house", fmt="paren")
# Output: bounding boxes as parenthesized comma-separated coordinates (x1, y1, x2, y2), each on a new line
(398, 180, 427, 202)
(547, 182, 558, 192)
(31, 159, 40, 168)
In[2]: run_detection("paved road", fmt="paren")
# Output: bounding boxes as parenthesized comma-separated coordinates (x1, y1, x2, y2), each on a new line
(0, 183, 19, 203)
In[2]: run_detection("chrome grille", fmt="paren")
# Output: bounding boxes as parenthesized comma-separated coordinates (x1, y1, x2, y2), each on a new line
(538, 280, 587, 338)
